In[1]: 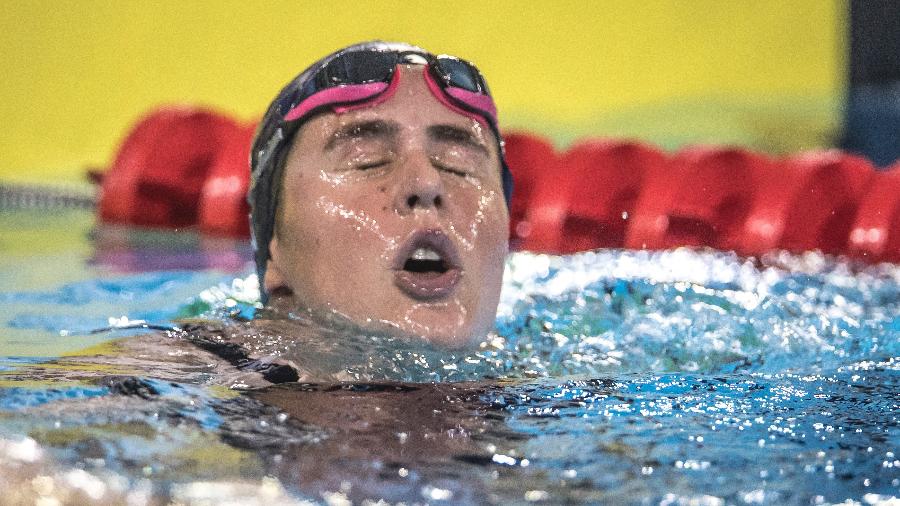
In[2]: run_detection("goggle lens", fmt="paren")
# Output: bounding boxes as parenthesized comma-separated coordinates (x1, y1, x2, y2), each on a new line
(317, 50, 400, 88)
(432, 56, 487, 94)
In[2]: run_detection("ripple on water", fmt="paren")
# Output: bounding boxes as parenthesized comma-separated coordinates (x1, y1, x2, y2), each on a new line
(0, 247, 897, 504)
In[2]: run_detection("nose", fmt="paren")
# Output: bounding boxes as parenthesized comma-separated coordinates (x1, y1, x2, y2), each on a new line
(394, 150, 445, 215)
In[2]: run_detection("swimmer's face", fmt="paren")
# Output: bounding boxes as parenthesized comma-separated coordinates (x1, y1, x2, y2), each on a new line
(265, 65, 509, 347)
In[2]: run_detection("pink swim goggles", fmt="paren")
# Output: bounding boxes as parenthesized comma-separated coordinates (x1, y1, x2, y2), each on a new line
(279, 48, 498, 127)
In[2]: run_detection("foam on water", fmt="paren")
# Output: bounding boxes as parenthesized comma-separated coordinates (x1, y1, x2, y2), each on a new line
(493, 249, 899, 377)
(175, 248, 898, 382)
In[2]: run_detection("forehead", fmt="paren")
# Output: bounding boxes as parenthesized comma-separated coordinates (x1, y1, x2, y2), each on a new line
(297, 65, 489, 143)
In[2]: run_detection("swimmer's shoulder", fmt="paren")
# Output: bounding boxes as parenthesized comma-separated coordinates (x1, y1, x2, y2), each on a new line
(176, 318, 302, 385)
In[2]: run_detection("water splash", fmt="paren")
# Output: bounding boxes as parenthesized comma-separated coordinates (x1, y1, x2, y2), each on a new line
(182, 248, 899, 382)
(2, 242, 898, 504)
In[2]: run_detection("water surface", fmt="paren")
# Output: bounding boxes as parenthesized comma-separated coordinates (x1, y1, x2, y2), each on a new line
(1, 209, 897, 505)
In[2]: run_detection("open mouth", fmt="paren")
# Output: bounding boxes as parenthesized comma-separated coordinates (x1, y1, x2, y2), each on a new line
(403, 246, 451, 274)
(393, 230, 462, 301)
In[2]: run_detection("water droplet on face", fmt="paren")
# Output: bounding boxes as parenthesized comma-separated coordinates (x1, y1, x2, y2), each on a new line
(315, 198, 398, 264)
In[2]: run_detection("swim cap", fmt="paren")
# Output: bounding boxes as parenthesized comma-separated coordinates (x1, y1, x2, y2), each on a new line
(248, 41, 513, 303)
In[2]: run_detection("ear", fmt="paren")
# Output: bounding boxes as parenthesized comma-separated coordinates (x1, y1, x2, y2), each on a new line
(263, 235, 292, 295)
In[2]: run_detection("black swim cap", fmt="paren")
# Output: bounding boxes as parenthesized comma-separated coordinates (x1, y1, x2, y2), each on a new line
(248, 41, 512, 303)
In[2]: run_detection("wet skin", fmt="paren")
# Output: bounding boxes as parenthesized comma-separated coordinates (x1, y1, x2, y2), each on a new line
(264, 65, 509, 347)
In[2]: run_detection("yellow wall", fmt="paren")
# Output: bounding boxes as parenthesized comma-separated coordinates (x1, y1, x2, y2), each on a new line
(0, 1, 845, 185)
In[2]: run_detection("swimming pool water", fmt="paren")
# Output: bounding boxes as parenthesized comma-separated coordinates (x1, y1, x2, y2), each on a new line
(1, 208, 897, 505)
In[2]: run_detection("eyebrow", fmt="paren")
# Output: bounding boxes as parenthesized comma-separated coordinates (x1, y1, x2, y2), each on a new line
(427, 124, 489, 155)
(324, 119, 400, 151)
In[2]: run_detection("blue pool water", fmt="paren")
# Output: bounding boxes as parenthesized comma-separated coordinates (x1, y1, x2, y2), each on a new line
(0, 208, 898, 504)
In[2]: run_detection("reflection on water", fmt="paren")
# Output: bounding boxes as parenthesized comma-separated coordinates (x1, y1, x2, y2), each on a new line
(1, 212, 898, 504)
(1, 369, 896, 504)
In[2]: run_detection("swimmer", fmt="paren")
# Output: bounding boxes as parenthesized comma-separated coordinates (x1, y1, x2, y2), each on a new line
(247, 41, 513, 348)
(55, 41, 514, 387)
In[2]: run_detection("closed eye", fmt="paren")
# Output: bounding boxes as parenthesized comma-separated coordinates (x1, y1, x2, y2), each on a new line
(433, 161, 469, 178)
(358, 160, 390, 170)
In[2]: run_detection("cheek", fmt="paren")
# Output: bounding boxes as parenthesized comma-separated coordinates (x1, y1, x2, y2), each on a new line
(311, 194, 401, 265)
(446, 184, 509, 254)
(278, 194, 399, 309)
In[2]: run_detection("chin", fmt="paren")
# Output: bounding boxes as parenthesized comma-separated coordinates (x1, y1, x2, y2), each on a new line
(390, 302, 489, 349)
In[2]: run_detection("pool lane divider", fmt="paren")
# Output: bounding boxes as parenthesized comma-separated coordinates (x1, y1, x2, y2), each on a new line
(504, 134, 899, 263)
(5, 105, 899, 263)
(96, 107, 255, 238)
(0, 183, 95, 210)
